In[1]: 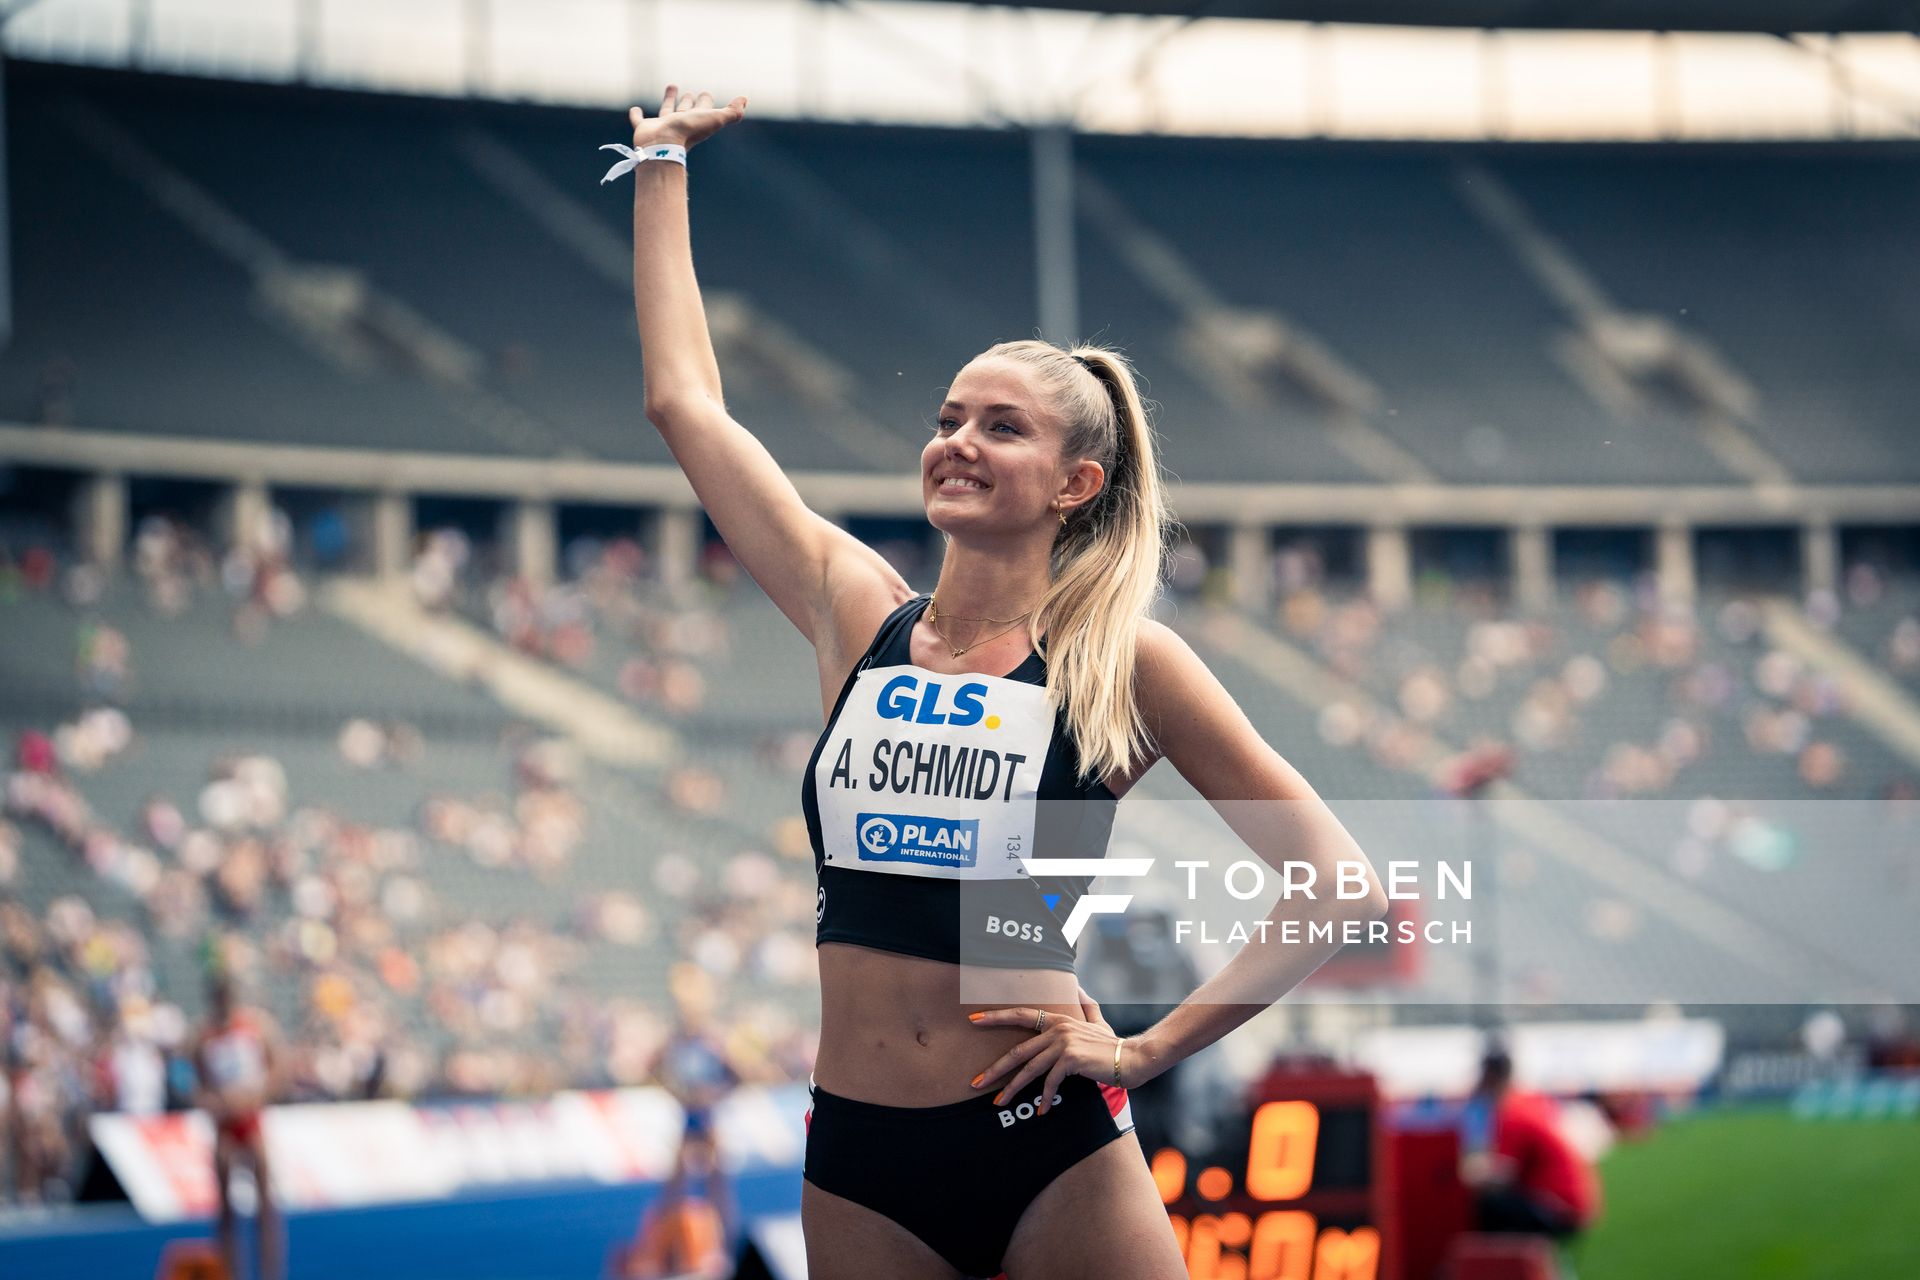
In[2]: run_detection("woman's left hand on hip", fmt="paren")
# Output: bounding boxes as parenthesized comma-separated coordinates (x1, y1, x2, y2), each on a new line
(967, 985, 1121, 1114)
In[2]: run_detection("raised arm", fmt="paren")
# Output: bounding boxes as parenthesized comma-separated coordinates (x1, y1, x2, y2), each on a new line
(626, 86, 908, 649)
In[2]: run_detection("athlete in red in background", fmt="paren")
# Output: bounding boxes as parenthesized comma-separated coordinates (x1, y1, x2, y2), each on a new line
(193, 974, 285, 1280)
(1459, 1047, 1601, 1241)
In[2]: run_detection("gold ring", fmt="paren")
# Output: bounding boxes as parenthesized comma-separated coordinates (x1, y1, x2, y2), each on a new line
(1034, 1010, 1048, 1033)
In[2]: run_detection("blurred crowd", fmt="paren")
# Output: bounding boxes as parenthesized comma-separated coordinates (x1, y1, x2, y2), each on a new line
(3, 511, 1918, 1206)
(1250, 542, 1919, 804)
(1, 530, 818, 1205)
(2, 697, 817, 1201)
(64, 511, 308, 646)
(410, 527, 736, 721)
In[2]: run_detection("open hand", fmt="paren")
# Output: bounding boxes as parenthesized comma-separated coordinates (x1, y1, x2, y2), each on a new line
(968, 985, 1129, 1115)
(629, 84, 747, 150)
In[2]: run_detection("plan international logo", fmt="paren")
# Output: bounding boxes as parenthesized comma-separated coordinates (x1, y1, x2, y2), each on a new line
(1018, 856, 1156, 945)
(857, 812, 982, 867)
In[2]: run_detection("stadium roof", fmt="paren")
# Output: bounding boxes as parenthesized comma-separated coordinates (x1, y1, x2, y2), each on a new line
(927, 1, 1920, 33)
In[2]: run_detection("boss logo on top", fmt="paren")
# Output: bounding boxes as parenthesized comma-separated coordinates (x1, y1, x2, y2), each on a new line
(815, 665, 1055, 880)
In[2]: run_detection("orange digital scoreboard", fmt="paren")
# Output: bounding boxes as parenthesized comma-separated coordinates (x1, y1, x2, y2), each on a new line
(1152, 1069, 1393, 1280)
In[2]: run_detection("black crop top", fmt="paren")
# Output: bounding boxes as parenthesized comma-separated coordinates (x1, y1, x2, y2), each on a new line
(801, 593, 1119, 971)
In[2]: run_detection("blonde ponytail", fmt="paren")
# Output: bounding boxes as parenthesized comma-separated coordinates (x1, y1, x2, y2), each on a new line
(980, 340, 1177, 787)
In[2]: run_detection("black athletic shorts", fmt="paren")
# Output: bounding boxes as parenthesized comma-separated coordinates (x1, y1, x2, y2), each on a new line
(803, 1073, 1135, 1278)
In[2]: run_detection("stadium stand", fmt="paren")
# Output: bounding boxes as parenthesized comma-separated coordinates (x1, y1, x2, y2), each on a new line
(9, 60, 1920, 487)
(1491, 147, 1920, 484)
(0, 528, 827, 1197)
(1, 80, 486, 456)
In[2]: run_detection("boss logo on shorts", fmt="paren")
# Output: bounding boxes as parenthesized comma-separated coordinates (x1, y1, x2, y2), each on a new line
(985, 915, 1045, 944)
(998, 1091, 1064, 1128)
(856, 812, 980, 868)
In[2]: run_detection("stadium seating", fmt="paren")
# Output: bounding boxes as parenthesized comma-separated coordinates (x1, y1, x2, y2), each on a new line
(1493, 146, 1920, 484)
(1, 571, 821, 1118)
(9, 60, 1920, 486)
(7, 512, 1918, 1205)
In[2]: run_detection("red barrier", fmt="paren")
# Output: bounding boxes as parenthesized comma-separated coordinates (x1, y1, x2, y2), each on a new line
(1439, 1234, 1561, 1280)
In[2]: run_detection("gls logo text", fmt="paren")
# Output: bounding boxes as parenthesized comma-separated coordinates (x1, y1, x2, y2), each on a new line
(1017, 856, 1156, 945)
(876, 674, 994, 727)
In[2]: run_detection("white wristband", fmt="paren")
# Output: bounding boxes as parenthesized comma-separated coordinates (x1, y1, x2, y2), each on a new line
(598, 142, 688, 184)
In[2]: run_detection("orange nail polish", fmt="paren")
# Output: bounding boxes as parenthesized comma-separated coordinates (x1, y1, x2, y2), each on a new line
(968, 1012, 984, 1022)
(993, 1091, 1007, 1105)
(970, 1073, 985, 1088)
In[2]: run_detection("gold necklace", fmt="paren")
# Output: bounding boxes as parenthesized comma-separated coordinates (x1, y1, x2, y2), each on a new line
(927, 595, 1029, 624)
(927, 595, 1034, 659)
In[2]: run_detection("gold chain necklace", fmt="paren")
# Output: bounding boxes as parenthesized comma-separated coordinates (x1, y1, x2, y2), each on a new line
(927, 595, 1034, 659)
(927, 595, 1029, 624)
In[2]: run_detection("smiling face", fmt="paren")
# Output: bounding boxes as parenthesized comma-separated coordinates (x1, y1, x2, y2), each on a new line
(922, 356, 1104, 539)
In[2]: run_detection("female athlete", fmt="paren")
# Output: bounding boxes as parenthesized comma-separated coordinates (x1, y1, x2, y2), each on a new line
(620, 86, 1391, 1280)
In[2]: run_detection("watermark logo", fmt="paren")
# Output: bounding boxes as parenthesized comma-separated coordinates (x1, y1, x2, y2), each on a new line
(1017, 856, 1156, 945)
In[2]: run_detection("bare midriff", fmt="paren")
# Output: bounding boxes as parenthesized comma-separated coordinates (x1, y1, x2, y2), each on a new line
(814, 941, 1090, 1107)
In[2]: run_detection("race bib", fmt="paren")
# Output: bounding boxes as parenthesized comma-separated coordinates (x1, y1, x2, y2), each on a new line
(814, 664, 1054, 881)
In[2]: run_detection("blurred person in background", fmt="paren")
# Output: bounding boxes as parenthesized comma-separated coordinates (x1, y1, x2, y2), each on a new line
(193, 971, 286, 1280)
(656, 974, 742, 1199)
(1459, 1045, 1600, 1243)
(98, 997, 169, 1117)
(5, 1013, 75, 1203)
(614, 1136, 733, 1280)
(615, 970, 740, 1279)
(1866, 1005, 1920, 1070)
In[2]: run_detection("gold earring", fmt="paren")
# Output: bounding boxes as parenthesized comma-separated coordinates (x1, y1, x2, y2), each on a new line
(1055, 505, 1067, 526)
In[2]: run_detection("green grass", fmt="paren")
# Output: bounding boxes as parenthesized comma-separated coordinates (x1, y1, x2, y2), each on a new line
(1571, 1106, 1920, 1280)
